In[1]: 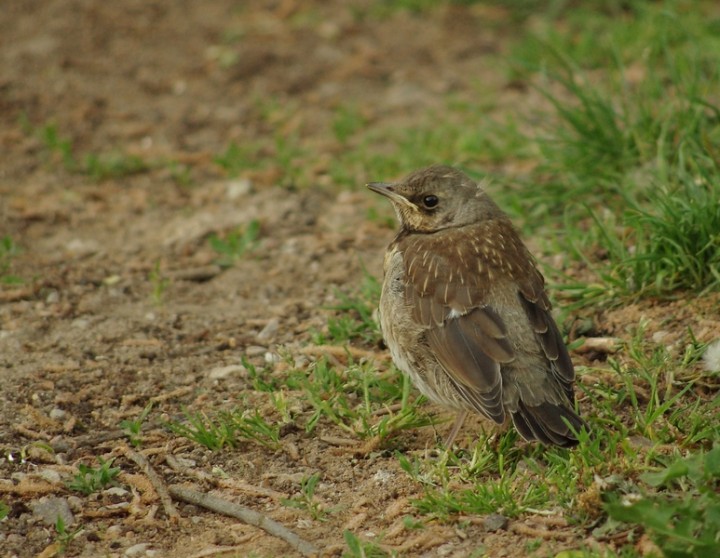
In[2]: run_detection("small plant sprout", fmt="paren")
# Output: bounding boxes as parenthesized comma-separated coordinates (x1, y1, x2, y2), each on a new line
(67, 457, 121, 495)
(119, 402, 154, 448)
(281, 473, 329, 521)
(149, 260, 170, 305)
(208, 220, 260, 268)
(54, 515, 83, 554)
(168, 407, 280, 451)
(0, 236, 23, 285)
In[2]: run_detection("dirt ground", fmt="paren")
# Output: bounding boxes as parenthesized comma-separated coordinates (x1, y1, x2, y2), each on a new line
(1, 2, 718, 557)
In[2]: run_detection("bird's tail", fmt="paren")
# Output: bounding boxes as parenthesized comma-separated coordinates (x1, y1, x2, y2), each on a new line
(511, 400, 586, 448)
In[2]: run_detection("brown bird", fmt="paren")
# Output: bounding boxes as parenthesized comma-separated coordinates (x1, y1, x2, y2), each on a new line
(368, 165, 585, 448)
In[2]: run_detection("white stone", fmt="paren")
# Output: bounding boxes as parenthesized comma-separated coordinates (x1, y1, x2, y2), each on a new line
(125, 543, 151, 557)
(208, 364, 245, 380)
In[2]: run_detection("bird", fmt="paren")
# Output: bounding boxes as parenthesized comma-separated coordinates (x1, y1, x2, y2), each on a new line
(367, 164, 586, 448)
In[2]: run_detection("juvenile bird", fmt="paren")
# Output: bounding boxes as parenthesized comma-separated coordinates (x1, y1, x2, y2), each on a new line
(368, 165, 585, 447)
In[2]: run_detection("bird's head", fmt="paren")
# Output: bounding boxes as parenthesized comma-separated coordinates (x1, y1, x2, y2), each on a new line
(367, 165, 501, 233)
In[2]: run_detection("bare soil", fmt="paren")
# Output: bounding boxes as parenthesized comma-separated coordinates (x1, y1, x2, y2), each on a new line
(2, 2, 719, 557)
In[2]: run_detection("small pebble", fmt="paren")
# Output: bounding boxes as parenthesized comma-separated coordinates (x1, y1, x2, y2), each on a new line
(125, 543, 151, 557)
(30, 496, 74, 527)
(38, 468, 62, 484)
(172, 456, 196, 468)
(208, 364, 245, 380)
(55, 452, 69, 465)
(264, 351, 280, 364)
(49, 407, 66, 420)
(483, 513, 508, 532)
(103, 486, 130, 498)
(257, 318, 279, 342)
(226, 178, 252, 199)
(71, 318, 90, 329)
(372, 470, 393, 484)
(652, 330, 669, 343)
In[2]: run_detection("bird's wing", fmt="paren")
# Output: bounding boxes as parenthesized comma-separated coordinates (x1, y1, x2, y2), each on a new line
(424, 306, 511, 422)
(516, 279, 575, 402)
(400, 222, 574, 421)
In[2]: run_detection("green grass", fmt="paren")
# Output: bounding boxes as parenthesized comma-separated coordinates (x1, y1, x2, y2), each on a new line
(384, 327, 718, 554)
(311, 271, 382, 346)
(214, 141, 260, 177)
(332, 104, 367, 144)
(300, 358, 434, 440)
(501, 0, 720, 308)
(343, 530, 395, 557)
(327, 100, 530, 192)
(169, 354, 434, 454)
(67, 457, 121, 495)
(211, 92, 529, 193)
(397, 430, 555, 520)
(208, 220, 260, 267)
(167, 161, 194, 187)
(148, 261, 170, 306)
(587, 158, 720, 299)
(54, 515, 83, 554)
(606, 446, 720, 558)
(281, 473, 329, 521)
(38, 122, 76, 171)
(119, 402, 154, 448)
(83, 151, 149, 180)
(0, 236, 23, 285)
(167, 406, 282, 451)
(21, 117, 159, 181)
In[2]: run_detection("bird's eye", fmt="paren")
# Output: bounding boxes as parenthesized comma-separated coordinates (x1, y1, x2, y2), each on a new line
(422, 195, 439, 209)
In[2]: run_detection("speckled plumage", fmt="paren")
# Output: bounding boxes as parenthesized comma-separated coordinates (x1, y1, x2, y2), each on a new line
(369, 165, 586, 447)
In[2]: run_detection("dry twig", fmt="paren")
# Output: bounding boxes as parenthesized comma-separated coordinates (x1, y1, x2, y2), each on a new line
(122, 446, 180, 521)
(319, 435, 357, 447)
(169, 484, 319, 557)
(573, 337, 622, 354)
(510, 521, 574, 540)
(0, 479, 57, 495)
(164, 454, 288, 501)
(150, 386, 195, 403)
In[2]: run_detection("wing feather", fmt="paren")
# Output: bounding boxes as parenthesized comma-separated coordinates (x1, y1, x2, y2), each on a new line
(425, 308, 513, 423)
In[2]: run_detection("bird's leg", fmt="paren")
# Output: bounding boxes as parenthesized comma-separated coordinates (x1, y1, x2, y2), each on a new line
(443, 410, 469, 448)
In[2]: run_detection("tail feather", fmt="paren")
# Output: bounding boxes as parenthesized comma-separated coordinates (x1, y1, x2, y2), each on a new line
(512, 400, 586, 448)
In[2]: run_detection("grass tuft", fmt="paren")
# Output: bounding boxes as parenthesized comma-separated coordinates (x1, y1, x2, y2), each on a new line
(67, 457, 121, 495)
(0, 236, 23, 285)
(167, 407, 281, 451)
(208, 220, 261, 267)
(606, 446, 720, 558)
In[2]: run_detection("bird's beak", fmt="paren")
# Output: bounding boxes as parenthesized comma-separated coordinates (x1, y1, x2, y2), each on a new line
(366, 182, 414, 208)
